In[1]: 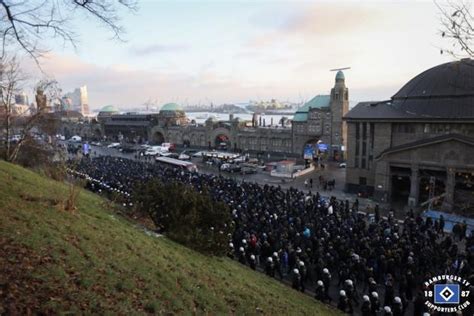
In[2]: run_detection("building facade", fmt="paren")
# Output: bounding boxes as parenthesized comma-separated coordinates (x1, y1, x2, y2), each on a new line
(64, 86, 89, 116)
(96, 72, 349, 157)
(344, 59, 474, 214)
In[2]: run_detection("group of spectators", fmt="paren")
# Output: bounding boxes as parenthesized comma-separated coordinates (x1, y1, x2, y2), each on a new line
(72, 156, 474, 315)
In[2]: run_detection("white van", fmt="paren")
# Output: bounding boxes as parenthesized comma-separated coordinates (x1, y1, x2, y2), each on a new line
(70, 135, 82, 143)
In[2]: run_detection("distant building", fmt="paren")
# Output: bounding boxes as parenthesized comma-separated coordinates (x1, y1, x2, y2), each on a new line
(344, 58, 474, 213)
(64, 85, 89, 116)
(13, 92, 30, 115)
(95, 72, 349, 157)
(61, 96, 73, 111)
(15, 92, 29, 106)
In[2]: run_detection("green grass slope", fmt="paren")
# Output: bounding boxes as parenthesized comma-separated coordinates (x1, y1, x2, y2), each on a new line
(0, 161, 339, 315)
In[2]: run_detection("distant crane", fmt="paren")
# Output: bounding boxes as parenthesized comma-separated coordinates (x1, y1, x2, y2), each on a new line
(330, 67, 351, 72)
(143, 98, 158, 112)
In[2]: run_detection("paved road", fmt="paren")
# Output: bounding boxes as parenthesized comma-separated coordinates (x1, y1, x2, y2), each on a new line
(82, 144, 395, 218)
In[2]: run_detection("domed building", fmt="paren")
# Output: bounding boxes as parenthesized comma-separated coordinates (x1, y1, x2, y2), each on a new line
(344, 58, 474, 213)
(95, 72, 349, 153)
(158, 102, 187, 126)
(97, 105, 119, 122)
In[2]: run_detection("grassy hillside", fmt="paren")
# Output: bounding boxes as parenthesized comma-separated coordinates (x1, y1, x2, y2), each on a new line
(0, 161, 338, 315)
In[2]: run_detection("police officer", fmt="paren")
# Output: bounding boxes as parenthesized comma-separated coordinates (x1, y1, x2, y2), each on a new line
(249, 254, 257, 270)
(370, 292, 381, 315)
(361, 295, 372, 316)
(292, 268, 301, 290)
(265, 257, 275, 277)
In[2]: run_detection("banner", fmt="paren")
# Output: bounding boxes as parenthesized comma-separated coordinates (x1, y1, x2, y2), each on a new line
(318, 143, 328, 152)
(303, 145, 314, 160)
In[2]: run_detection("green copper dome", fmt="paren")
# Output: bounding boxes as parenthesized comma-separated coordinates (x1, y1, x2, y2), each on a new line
(336, 70, 345, 81)
(100, 105, 118, 112)
(160, 103, 183, 112)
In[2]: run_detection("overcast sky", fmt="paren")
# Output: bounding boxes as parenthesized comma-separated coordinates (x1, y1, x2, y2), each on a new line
(25, 0, 454, 110)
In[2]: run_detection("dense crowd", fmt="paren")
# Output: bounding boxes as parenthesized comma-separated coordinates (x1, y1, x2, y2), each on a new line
(72, 156, 474, 315)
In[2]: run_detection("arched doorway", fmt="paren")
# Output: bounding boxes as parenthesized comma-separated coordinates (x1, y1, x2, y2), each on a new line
(215, 134, 230, 150)
(152, 131, 165, 145)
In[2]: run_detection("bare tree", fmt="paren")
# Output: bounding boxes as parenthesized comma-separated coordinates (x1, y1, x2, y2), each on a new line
(437, 0, 474, 58)
(0, 0, 138, 66)
(0, 56, 25, 161)
(0, 56, 63, 162)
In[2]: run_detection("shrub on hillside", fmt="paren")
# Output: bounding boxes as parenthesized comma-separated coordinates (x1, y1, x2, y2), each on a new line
(134, 180, 233, 256)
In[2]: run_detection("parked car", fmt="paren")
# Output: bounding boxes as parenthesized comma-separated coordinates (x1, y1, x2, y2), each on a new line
(232, 155, 246, 163)
(121, 145, 139, 153)
(161, 142, 176, 152)
(193, 151, 205, 158)
(144, 147, 162, 156)
(166, 153, 180, 159)
(241, 165, 257, 175)
(69, 135, 82, 143)
(10, 134, 22, 143)
(107, 142, 121, 148)
(339, 162, 347, 168)
(221, 163, 241, 173)
(240, 164, 258, 174)
(179, 151, 191, 160)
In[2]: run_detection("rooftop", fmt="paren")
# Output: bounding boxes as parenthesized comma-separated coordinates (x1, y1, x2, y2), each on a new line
(293, 95, 330, 122)
(345, 59, 474, 120)
(160, 103, 184, 112)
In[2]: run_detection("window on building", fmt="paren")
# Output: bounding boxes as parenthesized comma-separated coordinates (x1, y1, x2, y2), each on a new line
(359, 177, 367, 186)
(362, 122, 367, 140)
(424, 124, 431, 133)
(356, 123, 360, 140)
(355, 156, 359, 168)
(361, 158, 366, 169)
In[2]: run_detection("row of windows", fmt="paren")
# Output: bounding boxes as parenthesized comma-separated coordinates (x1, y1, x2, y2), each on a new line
(394, 123, 416, 133)
(309, 112, 330, 119)
(393, 123, 474, 134)
(240, 138, 291, 147)
(423, 123, 474, 134)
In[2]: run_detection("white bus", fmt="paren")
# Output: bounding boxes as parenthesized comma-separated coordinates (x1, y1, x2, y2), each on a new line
(155, 156, 198, 172)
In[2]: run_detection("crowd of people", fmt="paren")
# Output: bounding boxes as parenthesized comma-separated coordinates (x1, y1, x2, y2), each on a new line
(71, 156, 474, 315)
